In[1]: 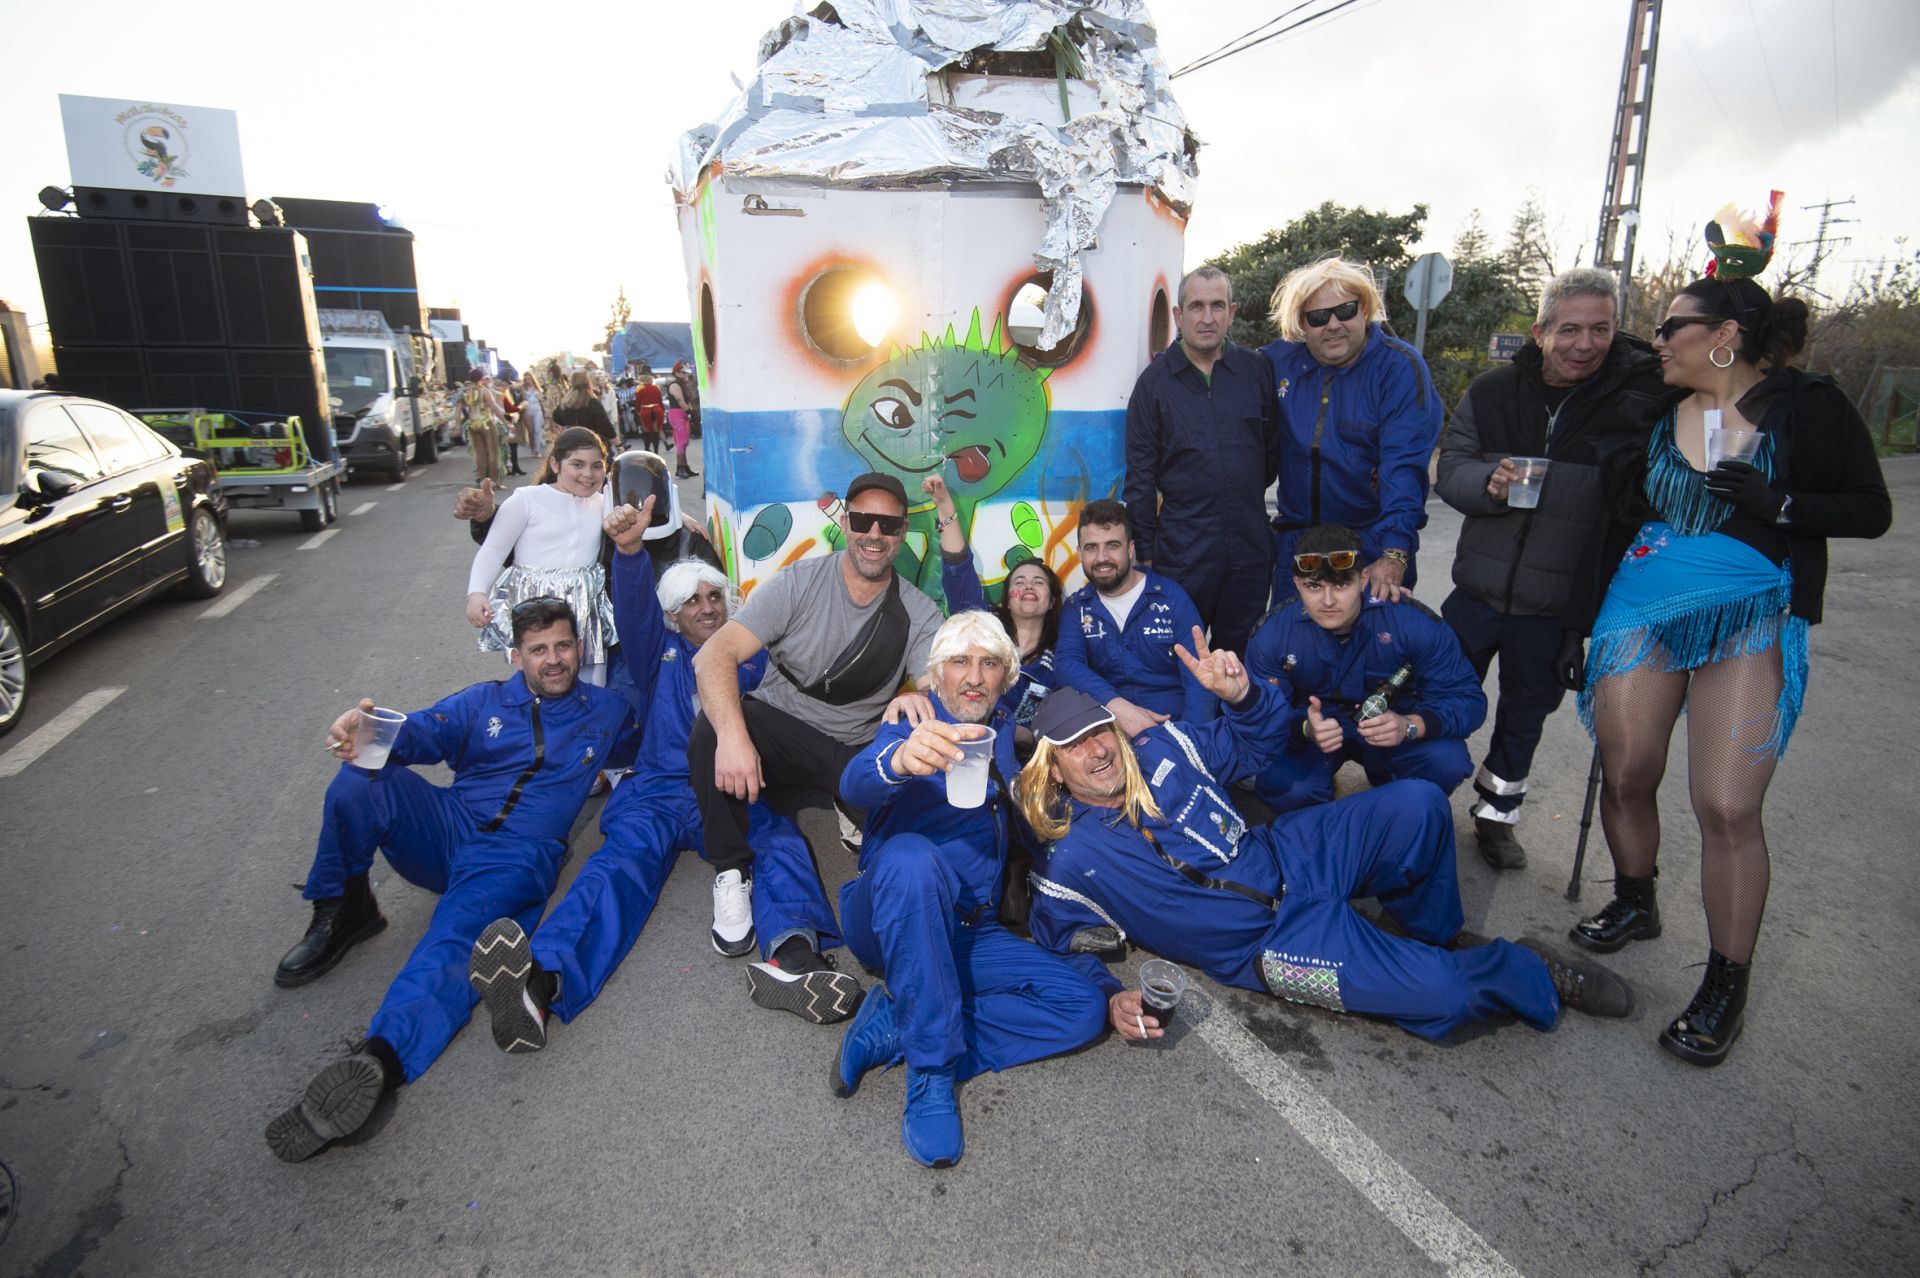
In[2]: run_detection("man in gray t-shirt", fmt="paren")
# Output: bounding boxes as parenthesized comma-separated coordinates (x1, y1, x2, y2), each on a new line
(689, 472, 944, 965)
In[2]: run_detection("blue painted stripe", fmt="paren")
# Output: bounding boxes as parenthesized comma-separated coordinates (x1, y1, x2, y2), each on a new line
(313, 286, 418, 294)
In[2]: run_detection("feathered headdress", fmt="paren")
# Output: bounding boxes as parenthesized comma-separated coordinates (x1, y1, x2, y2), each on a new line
(1704, 190, 1784, 280)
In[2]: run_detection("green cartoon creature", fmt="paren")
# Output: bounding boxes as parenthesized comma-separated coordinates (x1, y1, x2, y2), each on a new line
(840, 309, 1051, 605)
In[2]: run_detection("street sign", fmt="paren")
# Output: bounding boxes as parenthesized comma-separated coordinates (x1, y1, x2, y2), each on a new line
(1488, 333, 1527, 362)
(1404, 252, 1453, 309)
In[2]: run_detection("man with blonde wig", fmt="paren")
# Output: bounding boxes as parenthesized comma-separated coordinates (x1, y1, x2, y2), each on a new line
(469, 531, 852, 1059)
(829, 610, 1111, 1169)
(1262, 256, 1443, 607)
(1021, 640, 1636, 1045)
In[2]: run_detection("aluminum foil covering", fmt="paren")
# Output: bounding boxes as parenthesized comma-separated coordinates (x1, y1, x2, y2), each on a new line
(672, 0, 1198, 349)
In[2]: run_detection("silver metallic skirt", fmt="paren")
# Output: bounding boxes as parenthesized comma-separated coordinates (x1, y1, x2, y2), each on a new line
(478, 562, 617, 665)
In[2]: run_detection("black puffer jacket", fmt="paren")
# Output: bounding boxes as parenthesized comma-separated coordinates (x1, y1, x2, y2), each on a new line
(1436, 334, 1665, 617)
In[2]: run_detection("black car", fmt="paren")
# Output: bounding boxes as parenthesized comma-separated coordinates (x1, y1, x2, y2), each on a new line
(1, 391, 229, 737)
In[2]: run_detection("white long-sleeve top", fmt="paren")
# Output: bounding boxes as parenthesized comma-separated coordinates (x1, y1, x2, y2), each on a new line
(467, 482, 611, 595)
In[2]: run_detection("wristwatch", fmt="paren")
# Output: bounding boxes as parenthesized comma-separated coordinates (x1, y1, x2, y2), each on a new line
(1404, 717, 1420, 741)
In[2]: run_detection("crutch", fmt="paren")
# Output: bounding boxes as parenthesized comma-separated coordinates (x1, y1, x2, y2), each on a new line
(1565, 743, 1603, 900)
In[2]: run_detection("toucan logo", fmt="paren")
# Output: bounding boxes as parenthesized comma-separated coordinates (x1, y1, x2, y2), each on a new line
(116, 106, 192, 186)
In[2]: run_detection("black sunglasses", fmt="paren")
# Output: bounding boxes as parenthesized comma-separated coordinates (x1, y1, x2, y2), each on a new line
(1653, 315, 1726, 342)
(1294, 549, 1359, 574)
(1304, 299, 1362, 328)
(510, 595, 567, 618)
(847, 511, 908, 536)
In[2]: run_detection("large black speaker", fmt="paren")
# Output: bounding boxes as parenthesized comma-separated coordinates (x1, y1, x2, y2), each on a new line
(30, 218, 139, 346)
(214, 228, 321, 350)
(232, 346, 333, 462)
(47, 347, 149, 409)
(143, 348, 238, 410)
(73, 186, 245, 224)
(124, 223, 225, 347)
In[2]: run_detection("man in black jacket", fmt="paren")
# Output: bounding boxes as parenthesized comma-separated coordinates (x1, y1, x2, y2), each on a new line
(1435, 268, 1665, 869)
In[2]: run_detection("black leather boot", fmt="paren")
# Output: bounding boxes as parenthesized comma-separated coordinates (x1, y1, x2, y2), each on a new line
(275, 873, 387, 988)
(264, 1035, 401, 1162)
(1568, 872, 1661, 953)
(1659, 950, 1750, 1067)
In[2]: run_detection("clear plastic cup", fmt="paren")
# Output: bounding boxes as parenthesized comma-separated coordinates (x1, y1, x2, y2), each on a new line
(1506, 457, 1549, 509)
(1139, 958, 1187, 1032)
(945, 727, 997, 809)
(1706, 427, 1763, 471)
(352, 707, 408, 772)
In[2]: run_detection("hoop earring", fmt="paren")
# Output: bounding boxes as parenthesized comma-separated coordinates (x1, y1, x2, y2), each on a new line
(1709, 345, 1736, 370)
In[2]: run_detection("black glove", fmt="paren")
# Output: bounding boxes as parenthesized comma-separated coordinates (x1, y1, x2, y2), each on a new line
(1703, 460, 1780, 519)
(1554, 631, 1586, 692)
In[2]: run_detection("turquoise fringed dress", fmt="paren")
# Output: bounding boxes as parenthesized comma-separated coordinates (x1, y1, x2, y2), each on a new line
(1577, 413, 1809, 758)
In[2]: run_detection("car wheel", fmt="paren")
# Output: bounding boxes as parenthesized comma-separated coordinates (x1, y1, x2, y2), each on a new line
(323, 479, 340, 524)
(388, 449, 408, 484)
(300, 504, 324, 532)
(0, 599, 28, 738)
(413, 426, 439, 465)
(180, 507, 228, 598)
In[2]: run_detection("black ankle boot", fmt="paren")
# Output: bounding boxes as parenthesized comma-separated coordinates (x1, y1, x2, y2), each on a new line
(1660, 950, 1750, 1066)
(1569, 872, 1661, 953)
(275, 873, 387, 988)
(264, 1035, 399, 1163)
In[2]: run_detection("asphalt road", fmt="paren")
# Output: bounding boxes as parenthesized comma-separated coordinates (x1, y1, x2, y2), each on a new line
(1, 442, 1915, 1277)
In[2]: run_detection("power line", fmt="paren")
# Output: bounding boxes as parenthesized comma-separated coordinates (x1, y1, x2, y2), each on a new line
(1174, 0, 1323, 78)
(1830, 0, 1841, 132)
(1171, 0, 1372, 79)
(1743, 0, 1793, 145)
(1679, 32, 1760, 167)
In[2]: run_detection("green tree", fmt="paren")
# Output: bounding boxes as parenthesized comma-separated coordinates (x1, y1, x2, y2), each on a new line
(1211, 201, 1428, 350)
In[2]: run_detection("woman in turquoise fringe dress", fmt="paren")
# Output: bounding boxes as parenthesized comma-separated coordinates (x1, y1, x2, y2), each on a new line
(1557, 274, 1890, 1067)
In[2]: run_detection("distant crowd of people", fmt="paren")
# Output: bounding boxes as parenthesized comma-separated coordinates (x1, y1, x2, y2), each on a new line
(263, 253, 1889, 1171)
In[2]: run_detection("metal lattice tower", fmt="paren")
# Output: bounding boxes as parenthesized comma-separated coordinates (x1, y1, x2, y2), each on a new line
(1593, 0, 1664, 318)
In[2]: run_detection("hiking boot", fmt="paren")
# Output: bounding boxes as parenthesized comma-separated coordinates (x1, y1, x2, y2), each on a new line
(832, 986, 902, 1098)
(274, 873, 386, 988)
(469, 918, 553, 1053)
(1518, 937, 1634, 1018)
(710, 870, 756, 958)
(1569, 873, 1661, 953)
(264, 1040, 396, 1163)
(748, 940, 864, 1024)
(1474, 816, 1527, 870)
(1659, 950, 1750, 1067)
(901, 1065, 963, 1169)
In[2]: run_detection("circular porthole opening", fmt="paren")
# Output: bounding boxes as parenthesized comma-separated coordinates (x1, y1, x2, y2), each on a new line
(699, 280, 718, 370)
(1006, 272, 1093, 368)
(1149, 285, 1171, 354)
(799, 267, 897, 364)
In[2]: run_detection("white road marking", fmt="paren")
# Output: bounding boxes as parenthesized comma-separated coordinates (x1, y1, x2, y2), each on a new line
(298, 529, 340, 551)
(384, 482, 406, 492)
(1190, 989, 1524, 1278)
(0, 687, 128, 778)
(199, 573, 278, 620)
(348, 502, 377, 516)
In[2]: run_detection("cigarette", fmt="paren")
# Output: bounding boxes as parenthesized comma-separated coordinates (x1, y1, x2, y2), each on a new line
(1136, 1012, 1148, 1038)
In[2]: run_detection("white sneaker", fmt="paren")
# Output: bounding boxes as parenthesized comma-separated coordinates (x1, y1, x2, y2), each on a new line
(711, 870, 756, 957)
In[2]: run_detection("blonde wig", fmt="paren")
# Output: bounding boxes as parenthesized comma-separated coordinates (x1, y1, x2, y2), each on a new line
(1269, 257, 1387, 343)
(1014, 726, 1163, 844)
(925, 610, 1020, 690)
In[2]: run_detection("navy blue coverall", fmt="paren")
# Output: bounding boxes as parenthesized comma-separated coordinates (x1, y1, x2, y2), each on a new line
(1244, 595, 1486, 812)
(838, 699, 1108, 1077)
(528, 549, 839, 1022)
(1262, 326, 1444, 602)
(1124, 340, 1281, 657)
(1053, 570, 1216, 723)
(1026, 685, 1559, 1040)
(303, 658, 641, 1082)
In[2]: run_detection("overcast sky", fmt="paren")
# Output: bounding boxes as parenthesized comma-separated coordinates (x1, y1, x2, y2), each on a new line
(4, 0, 1916, 365)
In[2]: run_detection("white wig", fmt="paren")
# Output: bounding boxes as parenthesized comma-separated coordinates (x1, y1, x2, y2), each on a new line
(925, 609, 1020, 687)
(657, 558, 737, 632)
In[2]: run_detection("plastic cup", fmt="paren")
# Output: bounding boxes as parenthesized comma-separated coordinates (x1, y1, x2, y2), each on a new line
(1139, 958, 1187, 1032)
(945, 727, 997, 809)
(351, 707, 408, 772)
(1706, 427, 1762, 472)
(1506, 456, 1549, 509)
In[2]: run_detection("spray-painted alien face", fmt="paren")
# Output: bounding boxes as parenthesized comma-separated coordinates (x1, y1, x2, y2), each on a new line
(841, 311, 1051, 502)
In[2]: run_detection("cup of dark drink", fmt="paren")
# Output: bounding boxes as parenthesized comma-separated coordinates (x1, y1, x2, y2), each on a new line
(1138, 958, 1186, 1034)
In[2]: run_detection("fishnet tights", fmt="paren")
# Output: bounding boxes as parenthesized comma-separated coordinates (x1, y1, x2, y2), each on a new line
(1589, 638, 1782, 963)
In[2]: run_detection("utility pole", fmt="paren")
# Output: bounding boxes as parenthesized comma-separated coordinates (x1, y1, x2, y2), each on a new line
(1790, 196, 1855, 298)
(1593, 0, 1663, 323)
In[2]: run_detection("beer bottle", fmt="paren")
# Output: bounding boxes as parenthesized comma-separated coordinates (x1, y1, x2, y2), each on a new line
(1358, 664, 1412, 721)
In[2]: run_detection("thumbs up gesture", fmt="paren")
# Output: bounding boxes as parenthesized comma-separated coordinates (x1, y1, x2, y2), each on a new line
(1304, 695, 1344, 754)
(454, 477, 498, 522)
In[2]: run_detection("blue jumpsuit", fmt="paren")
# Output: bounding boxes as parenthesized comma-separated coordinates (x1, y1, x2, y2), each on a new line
(837, 701, 1109, 1077)
(1244, 596, 1485, 812)
(1053, 570, 1216, 723)
(528, 549, 839, 1020)
(304, 666, 640, 1081)
(1026, 684, 1558, 1040)
(1262, 326, 1443, 602)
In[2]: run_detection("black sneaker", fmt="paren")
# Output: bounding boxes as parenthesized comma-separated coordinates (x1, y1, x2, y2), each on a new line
(748, 944, 864, 1024)
(1518, 937, 1634, 1018)
(264, 1052, 390, 1163)
(1473, 817, 1527, 870)
(469, 918, 551, 1053)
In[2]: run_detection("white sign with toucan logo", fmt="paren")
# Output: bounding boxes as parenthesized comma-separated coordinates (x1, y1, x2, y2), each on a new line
(59, 94, 246, 196)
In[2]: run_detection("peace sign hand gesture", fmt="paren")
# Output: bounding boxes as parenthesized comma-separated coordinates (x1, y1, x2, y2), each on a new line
(1173, 625, 1250, 705)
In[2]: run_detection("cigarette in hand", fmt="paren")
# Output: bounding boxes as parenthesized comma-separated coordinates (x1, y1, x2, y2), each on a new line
(1136, 1012, 1147, 1038)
